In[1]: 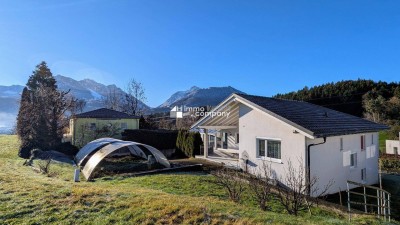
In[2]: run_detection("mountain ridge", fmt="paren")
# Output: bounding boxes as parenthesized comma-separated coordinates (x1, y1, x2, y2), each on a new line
(157, 85, 244, 109)
(0, 75, 245, 132)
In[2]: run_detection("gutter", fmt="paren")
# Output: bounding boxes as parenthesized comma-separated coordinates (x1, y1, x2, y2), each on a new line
(307, 137, 326, 195)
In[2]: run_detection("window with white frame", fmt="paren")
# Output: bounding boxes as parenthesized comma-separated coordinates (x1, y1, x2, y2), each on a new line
(371, 134, 374, 145)
(361, 135, 366, 151)
(350, 153, 357, 168)
(258, 139, 266, 157)
(361, 168, 366, 181)
(236, 133, 239, 144)
(257, 138, 281, 159)
(340, 137, 343, 151)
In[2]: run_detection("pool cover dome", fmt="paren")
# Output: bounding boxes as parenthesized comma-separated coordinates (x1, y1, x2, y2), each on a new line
(75, 138, 170, 180)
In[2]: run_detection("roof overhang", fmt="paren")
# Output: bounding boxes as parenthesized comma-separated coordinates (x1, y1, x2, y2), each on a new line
(191, 93, 315, 139)
(199, 125, 238, 129)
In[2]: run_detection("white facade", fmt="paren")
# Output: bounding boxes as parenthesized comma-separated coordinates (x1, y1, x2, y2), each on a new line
(238, 104, 306, 181)
(192, 94, 383, 196)
(386, 140, 399, 155)
(237, 103, 379, 195)
(308, 133, 379, 195)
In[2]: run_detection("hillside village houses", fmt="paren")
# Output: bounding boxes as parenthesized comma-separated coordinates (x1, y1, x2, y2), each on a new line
(386, 138, 400, 155)
(191, 93, 388, 196)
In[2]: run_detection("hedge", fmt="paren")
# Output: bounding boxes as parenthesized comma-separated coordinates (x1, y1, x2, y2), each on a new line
(380, 154, 400, 171)
(121, 129, 178, 150)
(176, 130, 203, 157)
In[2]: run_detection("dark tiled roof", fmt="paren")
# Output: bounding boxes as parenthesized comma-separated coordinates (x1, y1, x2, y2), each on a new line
(74, 108, 140, 119)
(236, 93, 389, 137)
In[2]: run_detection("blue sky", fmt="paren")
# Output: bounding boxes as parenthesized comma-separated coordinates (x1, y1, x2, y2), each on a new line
(1, 0, 399, 107)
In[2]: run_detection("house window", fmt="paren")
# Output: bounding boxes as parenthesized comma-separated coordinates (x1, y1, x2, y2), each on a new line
(121, 123, 128, 130)
(371, 134, 374, 145)
(394, 147, 398, 156)
(361, 168, 366, 181)
(340, 137, 343, 151)
(361, 135, 366, 151)
(350, 153, 357, 168)
(258, 139, 266, 157)
(267, 141, 281, 159)
(236, 133, 239, 144)
(89, 123, 96, 131)
(257, 139, 281, 159)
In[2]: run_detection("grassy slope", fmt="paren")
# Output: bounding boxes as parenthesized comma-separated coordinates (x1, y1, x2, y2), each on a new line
(0, 135, 395, 225)
(379, 131, 388, 154)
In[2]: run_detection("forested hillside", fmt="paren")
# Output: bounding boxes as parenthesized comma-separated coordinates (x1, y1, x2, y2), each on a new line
(275, 79, 400, 139)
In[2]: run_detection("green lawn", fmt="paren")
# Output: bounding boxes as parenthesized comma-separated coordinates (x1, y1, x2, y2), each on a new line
(0, 135, 396, 224)
(379, 131, 388, 154)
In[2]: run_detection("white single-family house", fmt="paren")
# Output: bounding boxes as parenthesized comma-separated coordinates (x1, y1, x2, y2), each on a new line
(191, 93, 388, 196)
(385, 139, 399, 155)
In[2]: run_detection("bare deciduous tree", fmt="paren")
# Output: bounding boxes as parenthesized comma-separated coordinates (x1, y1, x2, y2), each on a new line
(38, 158, 52, 174)
(123, 78, 147, 116)
(102, 87, 124, 110)
(74, 122, 122, 148)
(248, 162, 275, 211)
(92, 123, 122, 140)
(101, 79, 147, 116)
(67, 96, 86, 116)
(157, 117, 175, 130)
(210, 168, 246, 203)
(277, 158, 333, 216)
(37, 157, 57, 177)
(176, 111, 200, 130)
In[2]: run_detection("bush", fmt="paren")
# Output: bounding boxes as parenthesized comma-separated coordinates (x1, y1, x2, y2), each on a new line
(37, 158, 52, 175)
(53, 142, 79, 156)
(380, 155, 400, 170)
(210, 167, 246, 202)
(176, 130, 203, 157)
(122, 129, 178, 150)
(18, 141, 36, 159)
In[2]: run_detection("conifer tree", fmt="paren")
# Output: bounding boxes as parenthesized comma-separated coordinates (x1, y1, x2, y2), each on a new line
(17, 61, 71, 158)
(17, 87, 36, 158)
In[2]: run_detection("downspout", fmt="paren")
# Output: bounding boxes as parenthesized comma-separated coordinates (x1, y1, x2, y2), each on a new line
(307, 136, 326, 195)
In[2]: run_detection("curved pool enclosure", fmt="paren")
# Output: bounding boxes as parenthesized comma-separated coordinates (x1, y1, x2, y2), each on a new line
(75, 138, 171, 180)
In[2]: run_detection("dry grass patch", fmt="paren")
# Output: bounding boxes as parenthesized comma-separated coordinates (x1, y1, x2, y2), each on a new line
(0, 135, 396, 225)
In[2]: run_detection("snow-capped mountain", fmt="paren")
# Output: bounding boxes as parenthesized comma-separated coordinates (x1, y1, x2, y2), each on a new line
(0, 85, 24, 132)
(57, 75, 150, 112)
(55, 75, 126, 103)
(158, 86, 200, 108)
(0, 75, 245, 133)
(155, 86, 245, 111)
(0, 75, 150, 133)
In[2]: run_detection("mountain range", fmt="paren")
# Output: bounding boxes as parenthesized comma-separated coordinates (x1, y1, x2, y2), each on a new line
(0, 75, 244, 133)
